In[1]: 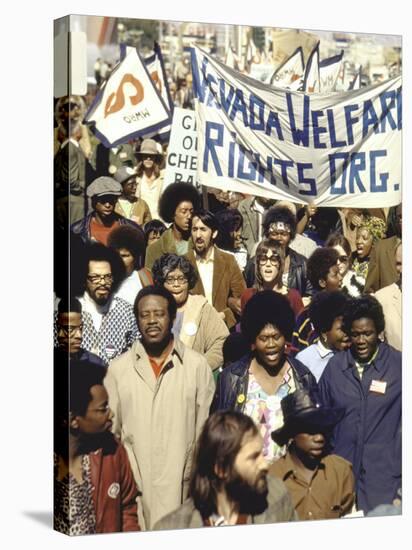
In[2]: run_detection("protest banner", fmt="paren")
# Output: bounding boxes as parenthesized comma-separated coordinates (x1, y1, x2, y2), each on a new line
(269, 47, 304, 90)
(191, 46, 401, 208)
(84, 48, 171, 147)
(163, 107, 198, 187)
(319, 51, 344, 92)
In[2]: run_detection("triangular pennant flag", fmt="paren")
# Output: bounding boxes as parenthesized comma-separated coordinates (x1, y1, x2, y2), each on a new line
(269, 46, 304, 90)
(302, 41, 320, 93)
(348, 67, 362, 90)
(119, 42, 174, 139)
(83, 48, 171, 147)
(225, 44, 240, 70)
(319, 50, 344, 92)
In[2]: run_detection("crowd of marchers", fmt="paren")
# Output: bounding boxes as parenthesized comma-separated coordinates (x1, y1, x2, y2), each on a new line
(54, 98, 402, 535)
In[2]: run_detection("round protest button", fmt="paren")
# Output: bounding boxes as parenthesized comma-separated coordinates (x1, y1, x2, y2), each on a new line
(237, 394, 246, 404)
(184, 322, 197, 336)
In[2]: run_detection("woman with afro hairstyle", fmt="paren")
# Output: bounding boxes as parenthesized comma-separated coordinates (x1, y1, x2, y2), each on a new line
(152, 253, 228, 373)
(144, 182, 200, 271)
(108, 225, 153, 306)
(210, 290, 317, 464)
(319, 295, 401, 514)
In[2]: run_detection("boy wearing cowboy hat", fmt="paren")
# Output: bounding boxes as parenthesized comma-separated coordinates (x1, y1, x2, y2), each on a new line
(269, 389, 355, 521)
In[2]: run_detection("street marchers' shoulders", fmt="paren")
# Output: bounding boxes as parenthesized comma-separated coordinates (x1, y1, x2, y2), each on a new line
(153, 475, 295, 531)
(108, 337, 210, 376)
(321, 343, 401, 382)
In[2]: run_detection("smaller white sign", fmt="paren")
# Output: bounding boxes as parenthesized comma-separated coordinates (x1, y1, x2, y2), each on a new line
(164, 108, 198, 187)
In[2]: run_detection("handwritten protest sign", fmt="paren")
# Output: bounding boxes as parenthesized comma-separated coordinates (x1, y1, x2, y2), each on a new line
(164, 108, 198, 187)
(191, 46, 401, 207)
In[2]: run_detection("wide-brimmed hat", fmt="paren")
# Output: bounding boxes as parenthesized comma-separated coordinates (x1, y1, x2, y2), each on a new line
(86, 176, 122, 198)
(271, 389, 344, 446)
(114, 166, 137, 186)
(135, 138, 163, 159)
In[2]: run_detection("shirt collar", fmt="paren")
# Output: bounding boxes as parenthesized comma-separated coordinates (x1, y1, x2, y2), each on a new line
(195, 245, 215, 264)
(316, 339, 334, 359)
(82, 291, 114, 315)
(346, 344, 381, 371)
(251, 199, 265, 214)
(282, 451, 327, 482)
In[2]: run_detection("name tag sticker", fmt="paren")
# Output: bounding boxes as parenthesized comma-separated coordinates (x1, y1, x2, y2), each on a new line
(370, 380, 387, 394)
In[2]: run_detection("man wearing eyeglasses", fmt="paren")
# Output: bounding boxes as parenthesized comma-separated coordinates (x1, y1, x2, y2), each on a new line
(78, 243, 139, 364)
(71, 177, 144, 253)
(55, 296, 106, 368)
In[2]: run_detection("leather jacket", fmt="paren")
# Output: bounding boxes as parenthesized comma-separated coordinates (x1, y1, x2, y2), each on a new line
(210, 353, 318, 414)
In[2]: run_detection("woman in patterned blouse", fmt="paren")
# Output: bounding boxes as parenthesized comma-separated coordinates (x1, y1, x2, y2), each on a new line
(210, 291, 317, 464)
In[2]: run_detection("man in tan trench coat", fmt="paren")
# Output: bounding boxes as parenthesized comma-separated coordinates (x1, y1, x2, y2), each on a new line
(104, 285, 215, 530)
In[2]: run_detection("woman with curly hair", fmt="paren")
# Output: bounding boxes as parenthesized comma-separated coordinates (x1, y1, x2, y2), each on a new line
(352, 216, 386, 291)
(241, 240, 304, 317)
(152, 254, 228, 373)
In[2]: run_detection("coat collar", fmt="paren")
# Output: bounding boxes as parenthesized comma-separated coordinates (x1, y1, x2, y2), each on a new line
(341, 343, 387, 373)
(131, 338, 185, 391)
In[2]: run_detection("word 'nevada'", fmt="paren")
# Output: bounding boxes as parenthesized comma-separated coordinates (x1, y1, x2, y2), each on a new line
(193, 57, 402, 150)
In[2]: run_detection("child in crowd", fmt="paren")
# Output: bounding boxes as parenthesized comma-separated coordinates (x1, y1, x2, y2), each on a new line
(269, 389, 355, 520)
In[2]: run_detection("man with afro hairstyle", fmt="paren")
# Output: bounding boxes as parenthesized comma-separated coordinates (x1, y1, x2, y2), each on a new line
(145, 182, 200, 271)
(291, 248, 343, 353)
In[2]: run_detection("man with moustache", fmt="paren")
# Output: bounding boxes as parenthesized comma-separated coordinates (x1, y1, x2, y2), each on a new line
(319, 295, 402, 514)
(78, 243, 138, 365)
(186, 209, 246, 329)
(144, 182, 200, 271)
(104, 286, 215, 530)
(71, 176, 144, 249)
(154, 411, 297, 529)
(270, 389, 355, 520)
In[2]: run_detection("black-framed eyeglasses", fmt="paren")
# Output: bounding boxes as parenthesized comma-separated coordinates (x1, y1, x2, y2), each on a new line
(58, 324, 83, 336)
(87, 274, 113, 284)
(257, 254, 280, 266)
(165, 275, 188, 285)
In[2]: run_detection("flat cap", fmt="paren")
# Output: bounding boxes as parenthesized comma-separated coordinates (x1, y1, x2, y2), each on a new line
(86, 176, 122, 198)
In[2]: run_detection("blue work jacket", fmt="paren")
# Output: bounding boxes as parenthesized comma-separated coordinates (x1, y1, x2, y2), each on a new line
(319, 343, 401, 513)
